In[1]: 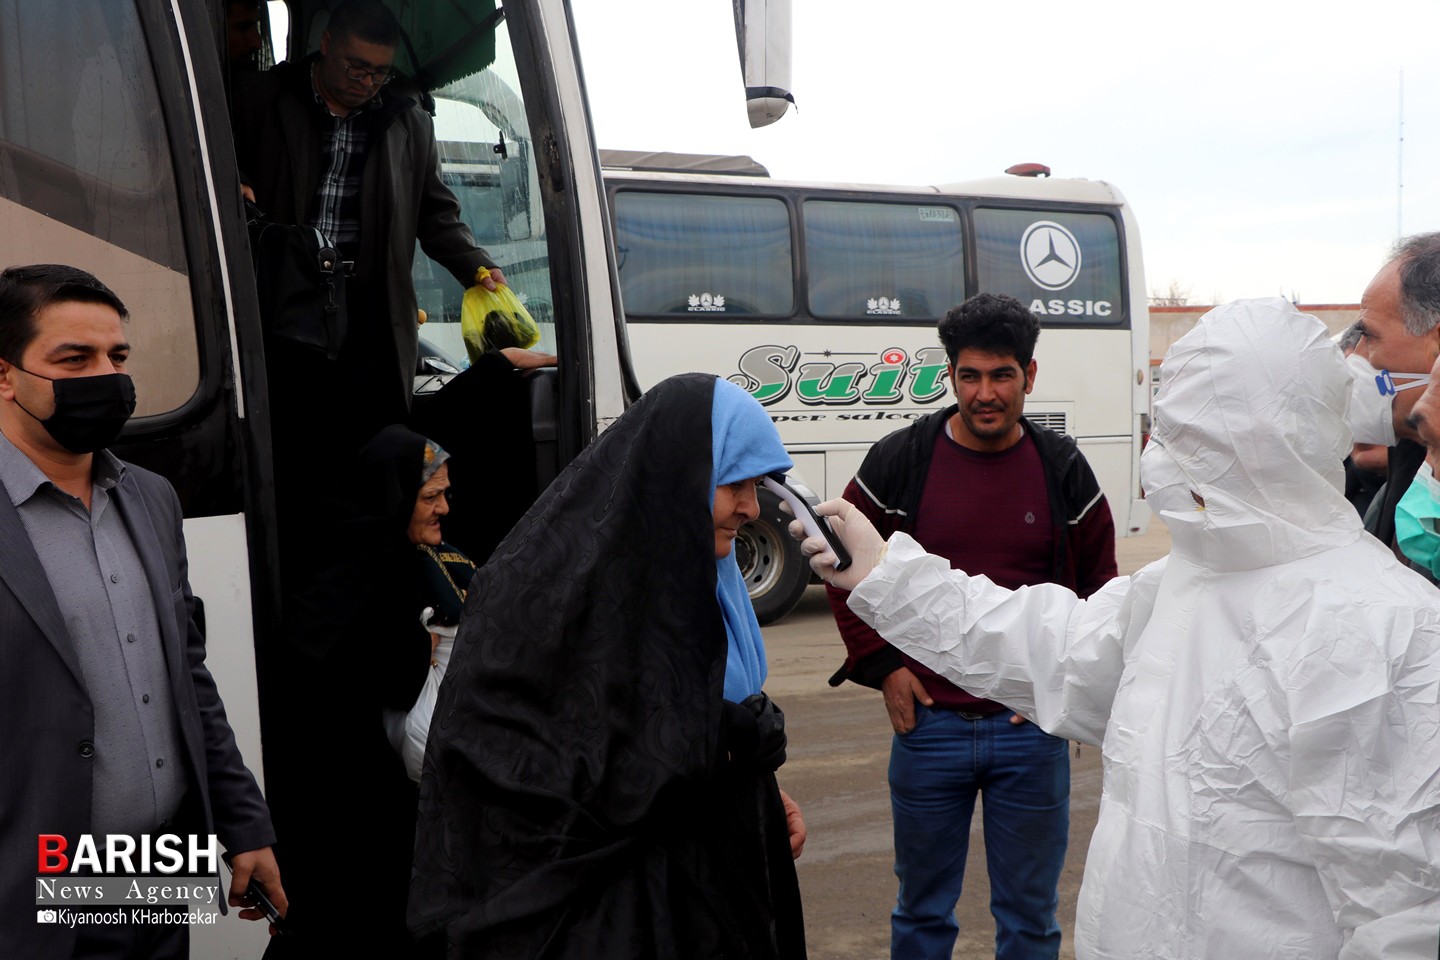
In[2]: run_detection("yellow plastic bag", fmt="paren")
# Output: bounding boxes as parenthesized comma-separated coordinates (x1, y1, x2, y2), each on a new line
(461, 267, 540, 364)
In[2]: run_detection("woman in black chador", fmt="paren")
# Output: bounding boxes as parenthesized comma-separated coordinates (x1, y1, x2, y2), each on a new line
(265, 425, 471, 958)
(409, 374, 807, 959)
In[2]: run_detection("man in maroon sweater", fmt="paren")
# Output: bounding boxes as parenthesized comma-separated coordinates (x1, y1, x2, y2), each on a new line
(827, 293, 1116, 960)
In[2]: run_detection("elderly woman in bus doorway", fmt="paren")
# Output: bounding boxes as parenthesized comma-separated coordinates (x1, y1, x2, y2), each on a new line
(265, 425, 475, 959)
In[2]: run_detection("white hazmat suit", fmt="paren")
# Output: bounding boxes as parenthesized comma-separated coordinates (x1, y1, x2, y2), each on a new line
(820, 300, 1440, 958)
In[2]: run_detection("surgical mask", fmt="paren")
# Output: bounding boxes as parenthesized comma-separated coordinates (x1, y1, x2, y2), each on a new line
(11, 368, 137, 454)
(1140, 440, 1203, 517)
(1396, 461, 1440, 576)
(1345, 352, 1430, 447)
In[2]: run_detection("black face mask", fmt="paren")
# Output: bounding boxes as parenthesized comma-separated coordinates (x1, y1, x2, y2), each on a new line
(12, 369, 137, 454)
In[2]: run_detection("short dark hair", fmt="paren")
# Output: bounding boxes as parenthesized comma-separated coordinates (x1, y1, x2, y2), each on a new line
(0, 264, 129, 364)
(327, 0, 401, 47)
(937, 293, 1041, 369)
(1393, 232, 1440, 337)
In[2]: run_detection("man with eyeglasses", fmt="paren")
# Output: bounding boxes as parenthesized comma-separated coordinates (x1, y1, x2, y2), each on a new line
(233, 0, 505, 452)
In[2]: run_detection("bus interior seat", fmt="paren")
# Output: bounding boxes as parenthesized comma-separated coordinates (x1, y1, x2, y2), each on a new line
(803, 277, 865, 318)
(0, 141, 188, 277)
(528, 366, 559, 491)
(804, 278, 936, 320)
(0, 143, 96, 247)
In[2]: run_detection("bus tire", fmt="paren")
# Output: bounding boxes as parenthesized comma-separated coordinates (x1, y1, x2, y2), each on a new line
(735, 487, 811, 625)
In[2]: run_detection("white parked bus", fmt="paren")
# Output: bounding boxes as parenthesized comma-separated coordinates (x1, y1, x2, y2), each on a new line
(603, 158, 1152, 623)
(0, 1, 789, 955)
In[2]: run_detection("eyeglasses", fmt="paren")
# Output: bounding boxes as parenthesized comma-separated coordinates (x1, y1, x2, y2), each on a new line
(343, 59, 394, 85)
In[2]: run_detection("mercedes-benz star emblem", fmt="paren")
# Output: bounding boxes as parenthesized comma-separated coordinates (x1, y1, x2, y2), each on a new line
(1020, 221, 1082, 291)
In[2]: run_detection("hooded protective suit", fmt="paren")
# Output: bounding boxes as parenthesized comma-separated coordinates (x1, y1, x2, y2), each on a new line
(845, 300, 1440, 958)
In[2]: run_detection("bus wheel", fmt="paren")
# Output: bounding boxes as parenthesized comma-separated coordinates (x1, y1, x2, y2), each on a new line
(735, 487, 811, 625)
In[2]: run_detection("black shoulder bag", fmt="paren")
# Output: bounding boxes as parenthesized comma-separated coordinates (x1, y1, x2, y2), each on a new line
(248, 203, 348, 361)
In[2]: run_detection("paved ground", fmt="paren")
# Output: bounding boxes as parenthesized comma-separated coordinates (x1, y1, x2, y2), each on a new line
(765, 522, 1171, 960)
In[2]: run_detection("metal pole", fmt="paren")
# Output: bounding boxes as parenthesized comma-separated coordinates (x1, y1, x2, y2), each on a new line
(1398, 69, 1405, 240)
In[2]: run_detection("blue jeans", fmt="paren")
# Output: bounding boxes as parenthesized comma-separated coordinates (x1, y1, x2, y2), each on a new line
(890, 705, 1069, 960)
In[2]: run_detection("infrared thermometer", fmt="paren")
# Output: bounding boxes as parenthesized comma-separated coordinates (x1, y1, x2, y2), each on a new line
(763, 474, 852, 572)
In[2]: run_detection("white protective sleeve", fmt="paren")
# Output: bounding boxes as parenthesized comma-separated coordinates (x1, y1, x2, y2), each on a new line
(848, 533, 1161, 746)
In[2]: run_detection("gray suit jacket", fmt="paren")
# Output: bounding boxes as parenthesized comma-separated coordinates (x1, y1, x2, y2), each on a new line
(0, 458, 274, 959)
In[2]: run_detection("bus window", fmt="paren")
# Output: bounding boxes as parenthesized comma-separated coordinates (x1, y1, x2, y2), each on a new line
(803, 200, 964, 321)
(973, 208, 1126, 325)
(414, 20, 556, 361)
(612, 191, 793, 318)
(0, 0, 200, 417)
(267, 1, 291, 61)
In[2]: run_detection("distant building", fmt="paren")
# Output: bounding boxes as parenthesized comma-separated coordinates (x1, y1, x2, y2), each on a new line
(1149, 303, 1360, 395)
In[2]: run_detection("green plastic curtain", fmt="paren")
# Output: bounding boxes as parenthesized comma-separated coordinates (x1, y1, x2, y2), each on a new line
(383, 0, 499, 89)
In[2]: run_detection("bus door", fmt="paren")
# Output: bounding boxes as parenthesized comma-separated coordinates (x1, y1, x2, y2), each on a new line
(0, 0, 277, 747)
(1, 2, 275, 953)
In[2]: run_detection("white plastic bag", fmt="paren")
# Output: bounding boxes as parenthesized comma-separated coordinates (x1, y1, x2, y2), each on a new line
(383, 622, 456, 783)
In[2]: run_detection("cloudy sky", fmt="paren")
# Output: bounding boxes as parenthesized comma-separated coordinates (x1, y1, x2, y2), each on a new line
(573, 0, 1440, 305)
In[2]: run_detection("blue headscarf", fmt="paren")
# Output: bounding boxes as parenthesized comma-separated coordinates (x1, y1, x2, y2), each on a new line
(711, 377, 793, 702)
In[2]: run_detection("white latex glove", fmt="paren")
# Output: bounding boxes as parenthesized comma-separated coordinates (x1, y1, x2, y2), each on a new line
(786, 498, 887, 592)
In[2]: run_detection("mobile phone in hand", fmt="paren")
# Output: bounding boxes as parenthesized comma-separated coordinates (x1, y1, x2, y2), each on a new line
(222, 852, 287, 934)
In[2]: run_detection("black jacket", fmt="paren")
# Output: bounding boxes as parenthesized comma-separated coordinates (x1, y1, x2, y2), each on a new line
(231, 57, 494, 404)
(1364, 438, 1438, 584)
(829, 407, 1118, 688)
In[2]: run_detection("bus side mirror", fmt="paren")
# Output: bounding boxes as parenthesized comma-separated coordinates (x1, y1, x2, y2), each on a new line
(735, 0, 794, 128)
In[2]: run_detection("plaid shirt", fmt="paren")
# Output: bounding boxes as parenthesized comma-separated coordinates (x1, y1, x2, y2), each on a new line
(308, 66, 380, 254)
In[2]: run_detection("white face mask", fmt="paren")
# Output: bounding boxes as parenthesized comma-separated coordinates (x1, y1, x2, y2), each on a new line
(1140, 441, 1202, 517)
(1345, 352, 1431, 447)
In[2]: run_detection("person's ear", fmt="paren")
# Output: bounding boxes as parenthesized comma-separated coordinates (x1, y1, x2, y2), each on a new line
(1024, 359, 1038, 395)
(319, 30, 331, 58)
(0, 359, 16, 403)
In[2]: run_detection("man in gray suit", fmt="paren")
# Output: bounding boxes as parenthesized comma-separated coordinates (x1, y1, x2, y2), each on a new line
(0, 264, 286, 958)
